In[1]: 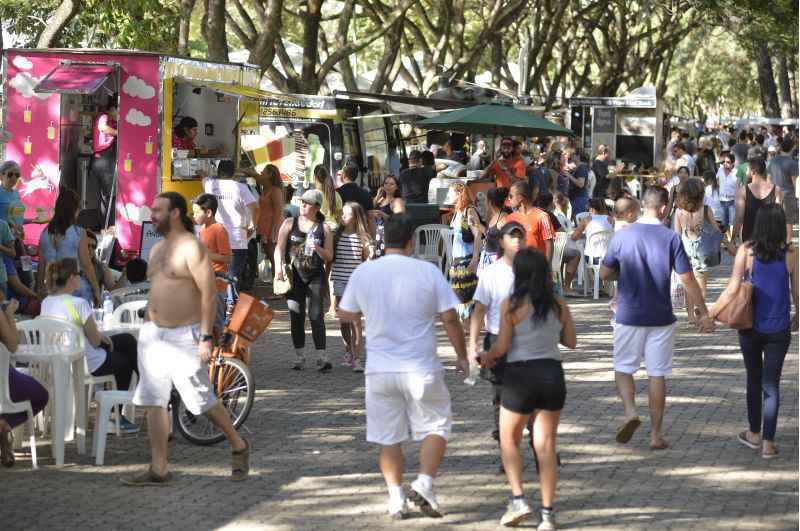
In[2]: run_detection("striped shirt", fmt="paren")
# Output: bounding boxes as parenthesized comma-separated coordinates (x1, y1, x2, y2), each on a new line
(331, 232, 364, 284)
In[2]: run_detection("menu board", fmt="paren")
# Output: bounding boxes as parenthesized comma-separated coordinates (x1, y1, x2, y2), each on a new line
(593, 108, 616, 134)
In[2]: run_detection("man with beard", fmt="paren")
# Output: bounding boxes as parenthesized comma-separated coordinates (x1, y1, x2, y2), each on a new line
(485, 138, 526, 189)
(122, 191, 249, 486)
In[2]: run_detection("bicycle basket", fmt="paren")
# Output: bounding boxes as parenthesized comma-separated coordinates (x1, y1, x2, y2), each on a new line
(227, 293, 274, 341)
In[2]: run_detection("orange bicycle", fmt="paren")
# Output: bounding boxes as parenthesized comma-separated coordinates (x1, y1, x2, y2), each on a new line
(172, 280, 273, 445)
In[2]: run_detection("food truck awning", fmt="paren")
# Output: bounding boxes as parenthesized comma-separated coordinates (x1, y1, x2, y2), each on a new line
(176, 78, 294, 102)
(35, 63, 115, 94)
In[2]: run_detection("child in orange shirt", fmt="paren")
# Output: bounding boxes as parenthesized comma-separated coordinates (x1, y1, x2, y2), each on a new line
(193, 193, 232, 331)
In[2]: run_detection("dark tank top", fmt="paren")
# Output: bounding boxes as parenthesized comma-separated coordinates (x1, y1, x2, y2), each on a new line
(285, 216, 325, 281)
(741, 185, 775, 242)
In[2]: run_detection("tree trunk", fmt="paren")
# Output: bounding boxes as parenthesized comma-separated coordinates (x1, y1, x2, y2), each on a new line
(204, 0, 229, 61)
(778, 56, 794, 119)
(177, 0, 197, 56)
(753, 41, 781, 118)
(299, 0, 323, 93)
(37, 0, 82, 47)
(790, 55, 799, 117)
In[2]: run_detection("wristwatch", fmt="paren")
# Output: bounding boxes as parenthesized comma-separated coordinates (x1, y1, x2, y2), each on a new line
(200, 334, 213, 343)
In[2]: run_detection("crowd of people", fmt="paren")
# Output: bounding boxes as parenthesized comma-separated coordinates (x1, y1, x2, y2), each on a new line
(0, 121, 797, 530)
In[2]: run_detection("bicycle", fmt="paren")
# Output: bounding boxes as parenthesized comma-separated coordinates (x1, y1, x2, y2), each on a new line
(171, 274, 273, 445)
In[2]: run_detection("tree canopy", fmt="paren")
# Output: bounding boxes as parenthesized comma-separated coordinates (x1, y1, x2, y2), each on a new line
(1, 0, 797, 119)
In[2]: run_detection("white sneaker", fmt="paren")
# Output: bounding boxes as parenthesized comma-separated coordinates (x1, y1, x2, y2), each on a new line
(500, 497, 533, 527)
(388, 497, 408, 520)
(409, 478, 442, 518)
(537, 508, 557, 530)
(291, 357, 306, 370)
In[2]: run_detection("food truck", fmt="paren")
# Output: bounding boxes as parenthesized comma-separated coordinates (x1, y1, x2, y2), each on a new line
(243, 90, 414, 193)
(2, 48, 410, 260)
(567, 86, 667, 170)
(1, 48, 274, 259)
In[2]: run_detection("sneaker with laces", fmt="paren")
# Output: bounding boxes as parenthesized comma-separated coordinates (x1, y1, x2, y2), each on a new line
(108, 416, 140, 434)
(119, 417, 140, 434)
(351, 358, 364, 373)
(317, 361, 332, 373)
(341, 352, 354, 367)
(537, 508, 557, 530)
(291, 357, 306, 370)
(388, 497, 409, 520)
(500, 497, 533, 527)
(409, 478, 442, 518)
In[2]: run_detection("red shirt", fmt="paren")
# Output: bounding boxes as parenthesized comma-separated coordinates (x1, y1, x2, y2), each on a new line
(506, 207, 555, 255)
(486, 157, 526, 189)
(172, 133, 196, 151)
(93, 113, 117, 157)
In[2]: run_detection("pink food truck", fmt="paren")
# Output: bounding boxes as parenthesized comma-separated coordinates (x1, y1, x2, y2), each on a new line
(2, 48, 264, 262)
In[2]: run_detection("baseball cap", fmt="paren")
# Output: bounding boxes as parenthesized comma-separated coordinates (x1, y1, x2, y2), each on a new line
(301, 189, 323, 206)
(500, 221, 525, 237)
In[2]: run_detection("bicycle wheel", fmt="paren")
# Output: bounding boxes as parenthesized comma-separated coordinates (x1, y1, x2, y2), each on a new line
(174, 357, 255, 446)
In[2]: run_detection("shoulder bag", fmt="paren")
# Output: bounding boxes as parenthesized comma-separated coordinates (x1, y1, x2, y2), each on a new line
(714, 257, 753, 330)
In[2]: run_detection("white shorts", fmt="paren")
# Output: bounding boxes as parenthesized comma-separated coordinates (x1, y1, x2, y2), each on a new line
(365, 371, 452, 445)
(133, 322, 218, 415)
(613, 323, 676, 377)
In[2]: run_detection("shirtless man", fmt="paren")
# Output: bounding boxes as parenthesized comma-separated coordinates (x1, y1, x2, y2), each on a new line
(122, 192, 249, 486)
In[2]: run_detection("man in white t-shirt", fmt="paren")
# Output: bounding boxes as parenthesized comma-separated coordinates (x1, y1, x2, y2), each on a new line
(338, 215, 468, 520)
(203, 162, 259, 287)
(470, 222, 525, 459)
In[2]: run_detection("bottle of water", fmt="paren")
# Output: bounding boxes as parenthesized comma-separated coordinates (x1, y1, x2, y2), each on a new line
(102, 291, 114, 329)
(304, 234, 317, 256)
(375, 219, 385, 257)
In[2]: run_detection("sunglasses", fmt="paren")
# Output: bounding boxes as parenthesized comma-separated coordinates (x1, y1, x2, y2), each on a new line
(5, 172, 20, 178)
(301, 200, 316, 206)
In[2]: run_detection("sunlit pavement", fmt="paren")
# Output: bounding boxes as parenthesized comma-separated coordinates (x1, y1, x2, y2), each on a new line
(2, 259, 797, 530)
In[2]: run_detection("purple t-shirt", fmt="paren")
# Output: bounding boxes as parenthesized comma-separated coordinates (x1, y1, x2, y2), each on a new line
(602, 218, 691, 327)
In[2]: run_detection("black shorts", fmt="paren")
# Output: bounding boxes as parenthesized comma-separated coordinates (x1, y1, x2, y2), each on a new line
(501, 359, 566, 413)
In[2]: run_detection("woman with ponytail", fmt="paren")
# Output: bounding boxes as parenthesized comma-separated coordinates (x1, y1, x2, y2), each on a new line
(41, 258, 140, 433)
(477, 249, 576, 528)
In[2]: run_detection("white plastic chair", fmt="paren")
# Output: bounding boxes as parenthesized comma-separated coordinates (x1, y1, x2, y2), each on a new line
(575, 212, 591, 225)
(110, 285, 149, 309)
(111, 300, 147, 328)
(440, 227, 454, 273)
(0, 344, 38, 469)
(92, 390, 134, 465)
(413, 224, 449, 269)
(551, 232, 568, 291)
(16, 317, 86, 465)
(627, 177, 641, 199)
(583, 230, 613, 299)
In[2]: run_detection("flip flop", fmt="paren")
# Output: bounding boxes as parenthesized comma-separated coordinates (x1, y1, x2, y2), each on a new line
(615, 418, 641, 444)
(650, 439, 670, 450)
(761, 448, 779, 460)
(737, 431, 760, 450)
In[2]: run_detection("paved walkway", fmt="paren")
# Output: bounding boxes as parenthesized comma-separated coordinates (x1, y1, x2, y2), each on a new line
(1, 262, 797, 530)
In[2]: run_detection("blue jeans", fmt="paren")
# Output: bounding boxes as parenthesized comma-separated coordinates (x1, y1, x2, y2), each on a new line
(719, 200, 735, 229)
(230, 249, 248, 283)
(738, 327, 791, 440)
